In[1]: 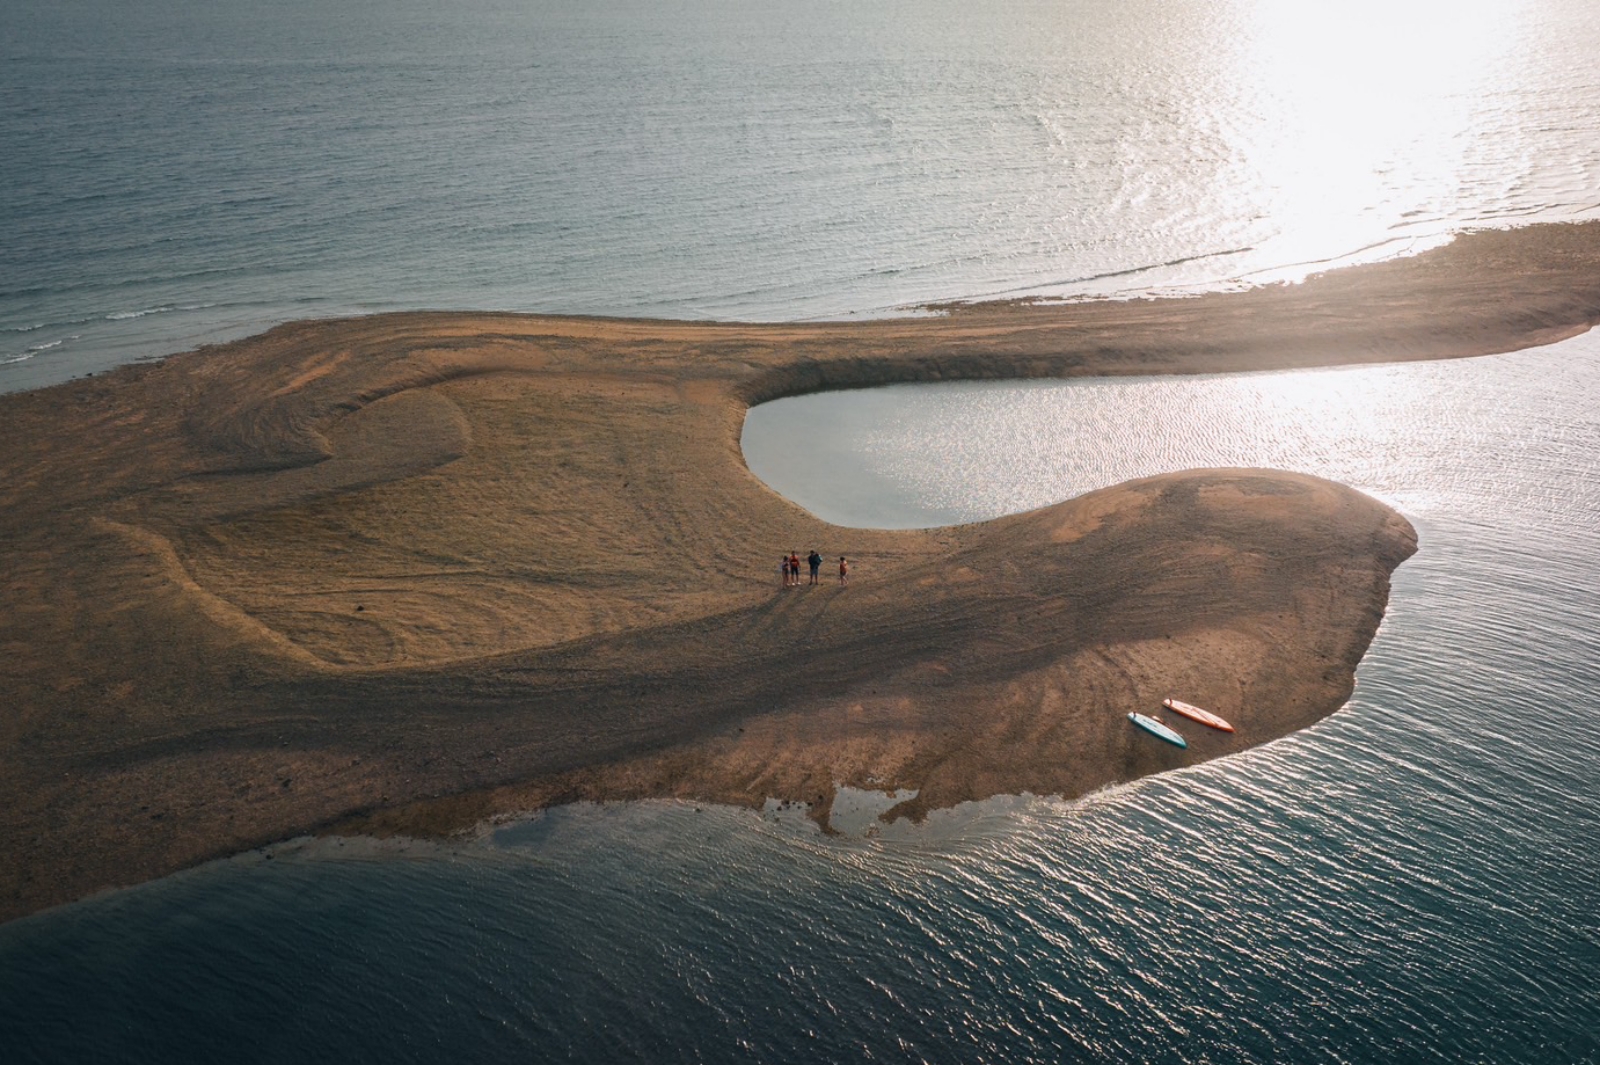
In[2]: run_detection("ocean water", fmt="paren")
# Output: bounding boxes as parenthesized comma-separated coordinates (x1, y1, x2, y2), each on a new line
(5, 0, 1600, 392)
(7, 0, 1600, 1061)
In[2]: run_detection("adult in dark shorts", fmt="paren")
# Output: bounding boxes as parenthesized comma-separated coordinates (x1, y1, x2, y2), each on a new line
(807, 550, 822, 585)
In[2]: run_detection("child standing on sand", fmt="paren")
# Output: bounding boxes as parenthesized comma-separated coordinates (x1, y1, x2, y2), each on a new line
(838, 556, 849, 586)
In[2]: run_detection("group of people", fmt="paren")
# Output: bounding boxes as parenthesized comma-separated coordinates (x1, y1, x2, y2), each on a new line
(781, 550, 848, 587)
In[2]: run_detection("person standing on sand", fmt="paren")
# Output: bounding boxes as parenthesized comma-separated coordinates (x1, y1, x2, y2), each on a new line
(838, 556, 849, 586)
(789, 551, 801, 588)
(807, 550, 822, 585)
(781, 556, 791, 588)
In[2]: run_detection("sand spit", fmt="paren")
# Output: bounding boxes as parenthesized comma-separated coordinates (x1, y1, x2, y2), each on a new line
(4, 221, 1600, 921)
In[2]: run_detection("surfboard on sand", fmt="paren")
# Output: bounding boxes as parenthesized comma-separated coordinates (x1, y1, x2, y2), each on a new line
(1161, 698, 1235, 733)
(1128, 712, 1187, 748)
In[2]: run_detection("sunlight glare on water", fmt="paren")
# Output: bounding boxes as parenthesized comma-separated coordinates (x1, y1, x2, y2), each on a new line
(1226, 0, 1524, 272)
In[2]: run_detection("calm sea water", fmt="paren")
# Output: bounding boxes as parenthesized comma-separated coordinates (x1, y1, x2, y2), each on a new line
(6, 1, 1600, 1061)
(5, 0, 1600, 392)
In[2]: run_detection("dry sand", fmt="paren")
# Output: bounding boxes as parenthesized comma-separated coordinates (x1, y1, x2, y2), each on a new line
(5, 221, 1600, 923)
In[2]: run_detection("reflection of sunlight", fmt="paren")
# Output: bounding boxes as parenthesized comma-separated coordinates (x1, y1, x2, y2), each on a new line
(1232, 0, 1522, 268)
(1234, 365, 1438, 514)
(1247, 366, 1402, 431)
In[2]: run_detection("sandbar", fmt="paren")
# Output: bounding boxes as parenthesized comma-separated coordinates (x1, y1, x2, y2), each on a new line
(5, 221, 1600, 923)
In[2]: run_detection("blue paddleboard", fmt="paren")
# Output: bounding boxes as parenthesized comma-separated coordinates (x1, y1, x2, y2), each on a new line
(1128, 712, 1187, 748)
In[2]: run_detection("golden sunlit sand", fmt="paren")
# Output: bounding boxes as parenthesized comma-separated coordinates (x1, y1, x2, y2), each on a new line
(5, 222, 1600, 922)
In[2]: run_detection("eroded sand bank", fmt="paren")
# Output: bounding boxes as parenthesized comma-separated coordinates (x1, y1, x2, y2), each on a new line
(5, 221, 1600, 922)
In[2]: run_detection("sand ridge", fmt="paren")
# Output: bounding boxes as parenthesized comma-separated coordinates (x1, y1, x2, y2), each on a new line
(4, 221, 1600, 922)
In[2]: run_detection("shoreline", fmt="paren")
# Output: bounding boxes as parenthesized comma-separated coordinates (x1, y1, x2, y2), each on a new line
(5, 221, 1600, 923)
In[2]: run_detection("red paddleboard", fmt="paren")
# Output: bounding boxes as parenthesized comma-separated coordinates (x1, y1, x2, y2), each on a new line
(1161, 698, 1235, 733)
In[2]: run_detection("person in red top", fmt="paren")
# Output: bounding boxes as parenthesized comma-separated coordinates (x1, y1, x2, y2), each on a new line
(838, 556, 849, 586)
(788, 552, 800, 587)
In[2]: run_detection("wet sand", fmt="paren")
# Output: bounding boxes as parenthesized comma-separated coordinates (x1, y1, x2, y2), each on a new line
(4, 221, 1600, 922)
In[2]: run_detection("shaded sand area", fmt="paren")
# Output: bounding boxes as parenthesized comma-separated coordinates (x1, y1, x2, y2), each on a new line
(5, 222, 1600, 922)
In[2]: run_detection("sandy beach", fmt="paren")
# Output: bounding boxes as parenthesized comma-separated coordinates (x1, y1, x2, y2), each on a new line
(4, 221, 1600, 923)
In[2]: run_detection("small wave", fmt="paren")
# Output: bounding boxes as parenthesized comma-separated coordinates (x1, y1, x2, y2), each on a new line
(935, 246, 1262, 305)
(1236, 233, 1455, 286)
(105, 305, 176, 321)
(2, 334, 81, 367)
(6, 311, 103, 332)
(1066, 246, 1261, 287)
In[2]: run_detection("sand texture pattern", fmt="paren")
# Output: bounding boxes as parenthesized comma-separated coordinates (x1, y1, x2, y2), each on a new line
(6, 222, 1600, 922)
